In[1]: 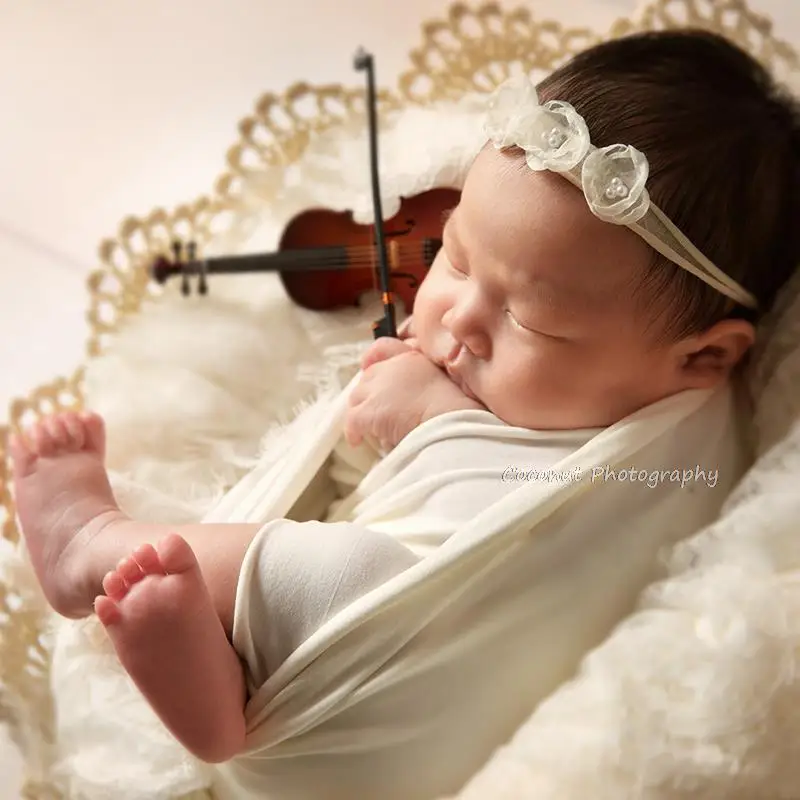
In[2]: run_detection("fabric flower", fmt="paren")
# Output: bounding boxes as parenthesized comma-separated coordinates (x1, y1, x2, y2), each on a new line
(581, 144, 651, 224)
(518, 101, 591, 173)
(485, 77, 590, 173)
(484, 75, 540, 149)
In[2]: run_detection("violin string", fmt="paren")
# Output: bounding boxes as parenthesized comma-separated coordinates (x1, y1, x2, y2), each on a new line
(176, 246, 441, 277)
(214, 241, 436, 265)
(297, 240, 436, 257)
(175, 256, 430, 278)
(281, 258, 429, 272)
(247, 253, 433, 271)
(272, 247, 427, 264)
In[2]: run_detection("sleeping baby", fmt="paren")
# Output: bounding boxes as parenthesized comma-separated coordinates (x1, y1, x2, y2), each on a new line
(10, 28, 800, 800)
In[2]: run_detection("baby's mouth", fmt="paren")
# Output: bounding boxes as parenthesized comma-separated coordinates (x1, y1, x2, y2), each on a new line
(443, 361, 480, 403)
(440, 341, 464, 367)
(428, 336, 461, 368)
(430, 340, 481, 403)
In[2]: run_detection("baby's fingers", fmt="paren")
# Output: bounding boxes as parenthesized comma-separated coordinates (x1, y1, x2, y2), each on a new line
(343, 403, 368, 447)
(397, 316, 414, 340)
(360, 337, 411, 371)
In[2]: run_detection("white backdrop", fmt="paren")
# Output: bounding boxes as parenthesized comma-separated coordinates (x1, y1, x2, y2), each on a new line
(1, 0, 798, 797)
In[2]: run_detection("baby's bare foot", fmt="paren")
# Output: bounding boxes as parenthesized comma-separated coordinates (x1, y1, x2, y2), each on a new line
(10, 411, 124, 618)
(96, 534, 245, 763)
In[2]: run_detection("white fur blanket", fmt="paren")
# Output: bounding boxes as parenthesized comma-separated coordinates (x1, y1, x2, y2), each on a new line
(7, 98, 800, 799)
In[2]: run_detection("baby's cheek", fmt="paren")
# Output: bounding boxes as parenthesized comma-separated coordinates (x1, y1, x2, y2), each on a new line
(411, 304, 451, 362)
(502, 350, 569, 404)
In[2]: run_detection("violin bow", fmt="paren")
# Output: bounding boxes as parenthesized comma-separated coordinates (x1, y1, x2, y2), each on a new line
(354, 48, 397, 339)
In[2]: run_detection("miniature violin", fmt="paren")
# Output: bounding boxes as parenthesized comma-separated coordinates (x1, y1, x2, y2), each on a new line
(150, 48, 461, 335)
(150, 187, 459, 315)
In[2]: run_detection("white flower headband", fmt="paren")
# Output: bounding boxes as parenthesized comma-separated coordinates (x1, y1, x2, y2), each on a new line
(484, 76, 758, 310)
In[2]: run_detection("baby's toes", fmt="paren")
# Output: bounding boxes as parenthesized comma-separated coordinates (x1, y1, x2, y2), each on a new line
(102, 569, 129, 602)
(46, 416, 74, 453)
(115, 556, 145, 589)
(130, 543, 163, 577)
(31, 420, 59, 457)
(60, 412, 86, 451)
(94, 595, 121, 627)
(156, 533, 198, 576)
(79, 411, 106, 457)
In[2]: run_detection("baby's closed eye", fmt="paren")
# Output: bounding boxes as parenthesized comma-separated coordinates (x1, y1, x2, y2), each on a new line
(505, 309, 570, 342)
(447, 258, 469, 278)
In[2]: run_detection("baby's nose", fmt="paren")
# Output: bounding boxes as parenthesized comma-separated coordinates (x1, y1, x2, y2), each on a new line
(462, 332, 491, 359)
(442, 307, 491, 360)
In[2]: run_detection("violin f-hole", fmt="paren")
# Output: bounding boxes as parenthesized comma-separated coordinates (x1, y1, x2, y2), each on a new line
(384, 219, 416, 238)
(390, 272, 420, 290)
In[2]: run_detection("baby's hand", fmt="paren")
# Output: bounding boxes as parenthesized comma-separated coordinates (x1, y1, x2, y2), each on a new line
(344, 337, 482, 451)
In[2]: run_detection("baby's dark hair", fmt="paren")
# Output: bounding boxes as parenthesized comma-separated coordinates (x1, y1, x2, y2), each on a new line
(536, 29, 800, 339)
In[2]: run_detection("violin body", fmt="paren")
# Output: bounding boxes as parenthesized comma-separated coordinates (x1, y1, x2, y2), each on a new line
(279, 188, 459, 312)
(151, 187, 461, 315)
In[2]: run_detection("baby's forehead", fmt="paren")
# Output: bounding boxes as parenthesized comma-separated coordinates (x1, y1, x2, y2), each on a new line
(458, 147, 651, 302)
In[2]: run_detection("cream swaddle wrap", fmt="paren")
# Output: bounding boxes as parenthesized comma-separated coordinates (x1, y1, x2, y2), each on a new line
(205, 374, 748, 800)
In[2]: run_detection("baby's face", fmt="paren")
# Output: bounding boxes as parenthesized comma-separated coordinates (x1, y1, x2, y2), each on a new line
(412, 145, 692, 430)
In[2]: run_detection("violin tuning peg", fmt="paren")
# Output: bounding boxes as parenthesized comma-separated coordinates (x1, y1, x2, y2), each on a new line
(187, 241, 197, 262)
(198, 273, 208, 295)
(181, 272, 190, 296)
(172, 240, 182, 260)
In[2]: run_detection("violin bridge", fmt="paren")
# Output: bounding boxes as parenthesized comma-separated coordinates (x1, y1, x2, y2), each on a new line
(388, 240, 400, 273)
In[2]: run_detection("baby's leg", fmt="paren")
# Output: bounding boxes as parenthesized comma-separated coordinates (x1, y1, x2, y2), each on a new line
(10, 411, 257, 635)
(96, 533, 246, 762)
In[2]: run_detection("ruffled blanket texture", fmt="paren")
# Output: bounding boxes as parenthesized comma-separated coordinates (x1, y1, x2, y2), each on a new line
(2, 96, 800, 799)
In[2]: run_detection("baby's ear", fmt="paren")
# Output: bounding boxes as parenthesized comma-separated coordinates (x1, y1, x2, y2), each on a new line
(680, 318, 755, 386)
